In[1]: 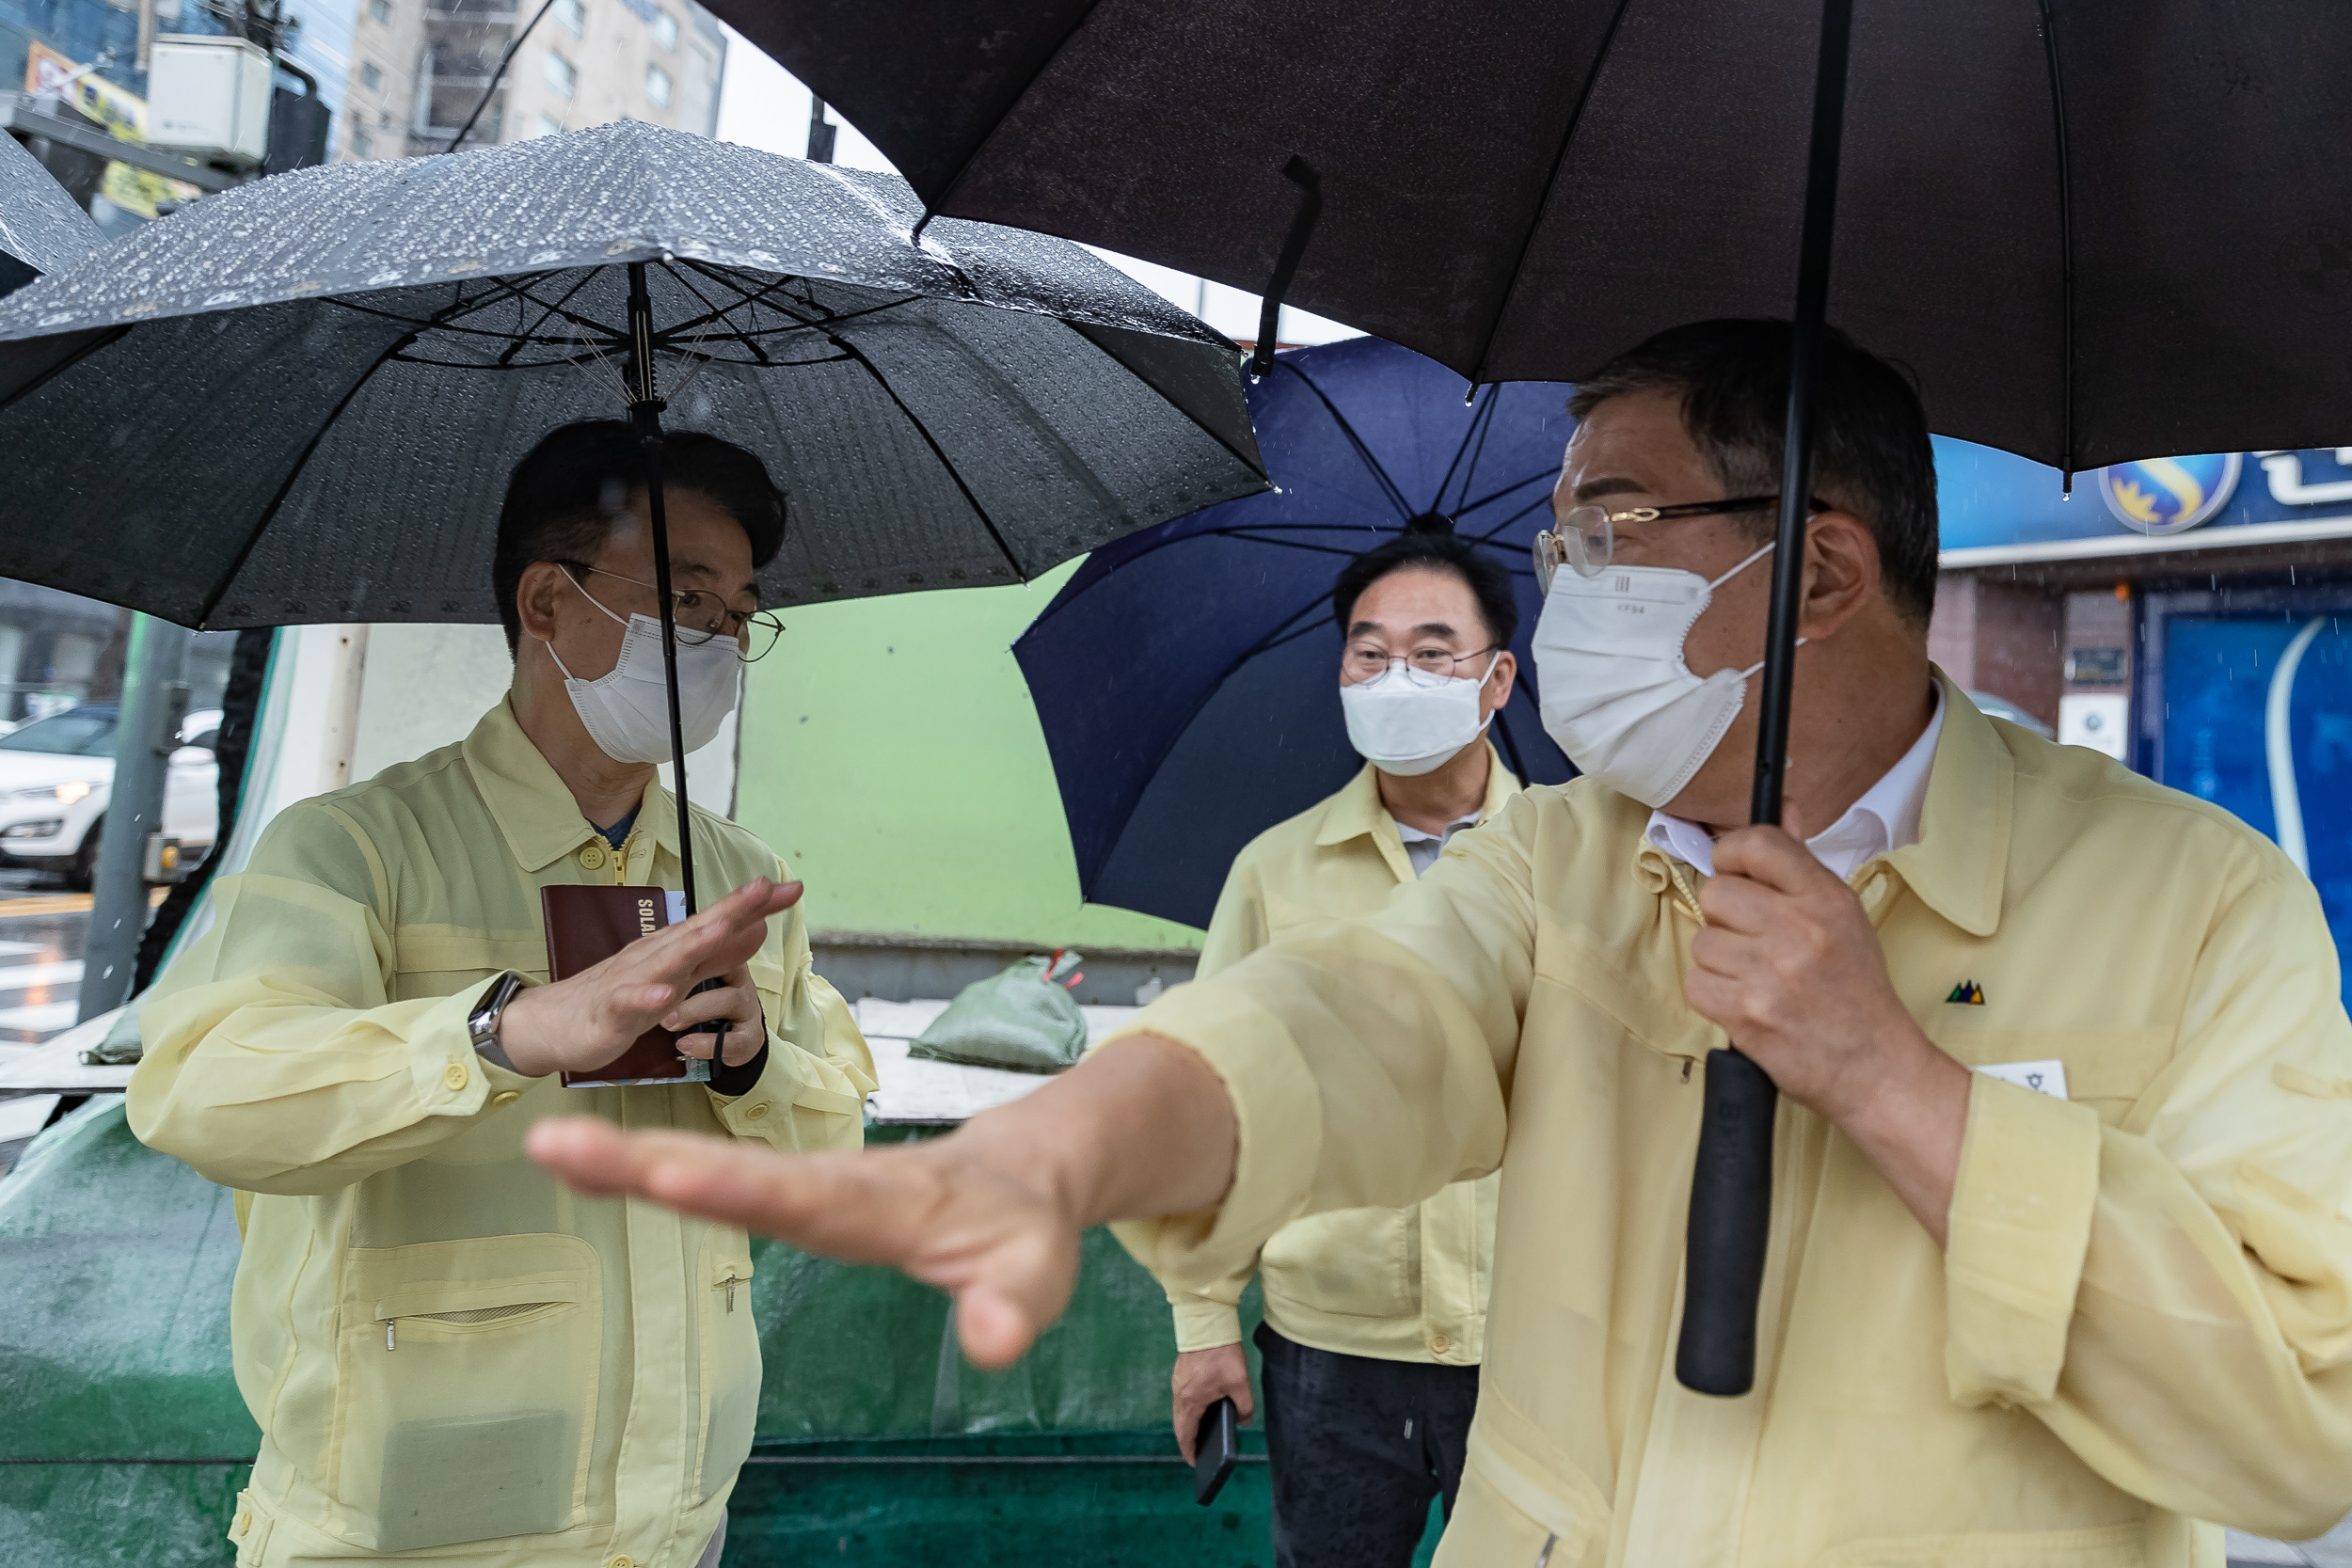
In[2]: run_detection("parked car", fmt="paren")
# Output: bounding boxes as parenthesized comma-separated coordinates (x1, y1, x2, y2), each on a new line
(0, 705, 222, 889)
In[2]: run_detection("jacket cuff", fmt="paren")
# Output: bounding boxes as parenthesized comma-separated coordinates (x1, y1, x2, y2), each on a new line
(1103, 983, 1324, 1292)
(407, 986, 499, 1117)
(707, 1039, 771, 1099)
(1944, 1071, 2102, 1408)
(1171, 1298, 1246, 1353)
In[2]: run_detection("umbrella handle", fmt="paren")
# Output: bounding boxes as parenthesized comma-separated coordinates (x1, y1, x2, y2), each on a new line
(1676, 0, 1852, 1399)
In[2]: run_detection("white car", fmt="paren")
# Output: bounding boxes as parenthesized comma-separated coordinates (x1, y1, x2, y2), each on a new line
(0, 705, 222, 888)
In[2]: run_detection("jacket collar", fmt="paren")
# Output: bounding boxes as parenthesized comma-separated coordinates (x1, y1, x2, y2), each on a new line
(1630, 667, 2010, 938)
(1314, 743, 1523, 856)
(462, 699, 681, 873)
(1883, 667, 2010, 938)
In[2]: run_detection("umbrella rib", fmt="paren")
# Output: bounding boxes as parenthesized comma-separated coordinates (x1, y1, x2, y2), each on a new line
(1429, 383, 1497, 515)
(1454, 469, 1555, 521)
(829, 334, 1027, 581)
(1272, 360, 1413, 518)
(2033, 0, 2078, 480)
(195, 330, 421, 628)
(0, 324, 131, 414)
(1464, 0, 1640, 387)
(1057, 317, 1268, 483)
(498, 269, 601, 364)
(1448, 388, 1507, 515)
(914, 0, 1111, 223)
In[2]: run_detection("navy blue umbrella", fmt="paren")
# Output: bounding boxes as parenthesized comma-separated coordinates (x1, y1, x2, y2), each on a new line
(1015, 334, 1578, 931)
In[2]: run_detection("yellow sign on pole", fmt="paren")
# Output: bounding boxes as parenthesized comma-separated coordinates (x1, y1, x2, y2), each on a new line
(24, 41, 201, 217)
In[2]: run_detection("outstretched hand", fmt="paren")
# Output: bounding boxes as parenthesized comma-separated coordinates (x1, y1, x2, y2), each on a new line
(526, 1116, 1077, 1367)
(526, 1033, 1238, 1368)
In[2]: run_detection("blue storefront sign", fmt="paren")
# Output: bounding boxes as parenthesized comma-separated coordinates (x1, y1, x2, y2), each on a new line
(1937, 443, 2352, 1005)
(1936, 443, 2352, 563)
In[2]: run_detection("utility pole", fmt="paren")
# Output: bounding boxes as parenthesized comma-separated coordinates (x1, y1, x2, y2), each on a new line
(805, 95, 835, 163)
(80, 613, 191, 1022)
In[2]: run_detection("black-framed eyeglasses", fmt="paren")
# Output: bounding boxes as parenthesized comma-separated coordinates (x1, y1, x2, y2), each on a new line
(557, 562, 786, 663)
(1532, 494, 1826, 594)
(1341, 641, 1503, 683)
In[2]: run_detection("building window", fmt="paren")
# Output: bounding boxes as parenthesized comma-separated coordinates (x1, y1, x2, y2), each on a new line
(544, 50, 577, 99)
(552, 0, 585, 36)
(651, 9, 675, 50)
(359, 60, 383, 91)
(368, 0, 389, 20)
(644, 63, 670, 106)
(352, 128, 373, 157)
(535, 112, 563, 137)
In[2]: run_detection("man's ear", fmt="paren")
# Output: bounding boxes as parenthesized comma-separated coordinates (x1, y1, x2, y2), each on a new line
(1485, 649, 1518, 714)
(1796, 510, 1882, 641)
(516, 561, 568, 646)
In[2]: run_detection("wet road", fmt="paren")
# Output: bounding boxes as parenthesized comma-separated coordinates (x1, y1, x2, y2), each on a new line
(0, 868, 102, 1173)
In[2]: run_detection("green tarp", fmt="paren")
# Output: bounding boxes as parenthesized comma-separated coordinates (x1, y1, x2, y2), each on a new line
(0, 1102, 1438, 1565)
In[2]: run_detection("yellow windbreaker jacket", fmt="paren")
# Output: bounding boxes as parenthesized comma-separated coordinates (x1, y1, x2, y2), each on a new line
(1168, 751, 1515, 1364)
(130, 702, 876, 1567)
(1113, 673, 2352, 1568)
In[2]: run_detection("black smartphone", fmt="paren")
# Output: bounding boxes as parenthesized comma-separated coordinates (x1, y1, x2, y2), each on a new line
(1192, 1396, 1239, 1506)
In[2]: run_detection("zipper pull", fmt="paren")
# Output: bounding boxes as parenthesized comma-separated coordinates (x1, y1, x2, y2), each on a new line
(1681, 1059, 1693, 1085)
(386, 1320, 396, 1352)
(725, 1273, 738, 1312)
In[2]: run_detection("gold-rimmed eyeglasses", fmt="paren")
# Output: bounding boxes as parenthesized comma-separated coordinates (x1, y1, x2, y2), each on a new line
(558, 562, 786, 663)
(1531, 494, 1825, 594)
(1342, 641, 1502, 683)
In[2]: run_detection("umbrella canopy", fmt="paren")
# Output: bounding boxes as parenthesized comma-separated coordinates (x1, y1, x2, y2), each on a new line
(706, 0, 2352, 475)
(0, 132, 103, 297)
(1015, 335, 1577, 930)
(0, 119, 1265, 630)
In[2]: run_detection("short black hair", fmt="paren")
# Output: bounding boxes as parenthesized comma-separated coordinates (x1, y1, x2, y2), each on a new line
(492, 420, 787, 654)
(1566, 319, 1939, 625)
(1330, 515, 1520, 650)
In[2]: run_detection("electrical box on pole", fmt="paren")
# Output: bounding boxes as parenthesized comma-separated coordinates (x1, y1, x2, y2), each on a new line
(148, 35, 275, 166)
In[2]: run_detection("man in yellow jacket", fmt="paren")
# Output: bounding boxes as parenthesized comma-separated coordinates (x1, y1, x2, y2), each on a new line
(1170, 518, 1518, 1564)
(529, 324, 2352, 1565)
(132, 421, 875, 1567)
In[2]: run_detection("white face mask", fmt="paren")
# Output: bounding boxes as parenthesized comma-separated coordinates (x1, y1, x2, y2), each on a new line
(544, 568, 742, 765)
(1530, 542, 1792, 808)
(1339, 651, 1501, 778)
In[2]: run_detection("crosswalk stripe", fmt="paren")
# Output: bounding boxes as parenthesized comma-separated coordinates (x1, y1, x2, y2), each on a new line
(0, 941, 41, 958)
(0, 1000, 79, 1034)
(0, 961, 82, 995)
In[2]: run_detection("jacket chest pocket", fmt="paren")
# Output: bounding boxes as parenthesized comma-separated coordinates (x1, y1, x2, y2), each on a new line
(1924, 1022, 2173, 1126)
(695, 1229, 761, 1502)
(389, 927, 548, 1005)
(332, 1235, 600, 1552)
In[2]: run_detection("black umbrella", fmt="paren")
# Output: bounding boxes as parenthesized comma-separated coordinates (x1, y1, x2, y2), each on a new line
(717, 0, 2352, 1393)
(0, 119, 1264, 914)
(0, 131, 103, 297)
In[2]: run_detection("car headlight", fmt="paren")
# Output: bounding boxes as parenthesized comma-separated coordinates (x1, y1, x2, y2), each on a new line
(13, 781, 94, 804)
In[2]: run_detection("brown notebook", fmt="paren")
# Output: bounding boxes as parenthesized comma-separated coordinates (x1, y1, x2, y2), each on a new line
(542, 884, 711, 1088)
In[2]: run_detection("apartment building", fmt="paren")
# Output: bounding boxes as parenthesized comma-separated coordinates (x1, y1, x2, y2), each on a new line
(336, 0, 721, 161)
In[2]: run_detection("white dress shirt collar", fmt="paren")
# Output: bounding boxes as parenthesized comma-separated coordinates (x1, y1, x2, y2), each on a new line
(1643, 686, 1946, 881)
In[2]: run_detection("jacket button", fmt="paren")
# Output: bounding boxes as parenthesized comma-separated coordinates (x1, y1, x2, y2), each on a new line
(443, 1062, 469, 1091)
(1429, 1330, 1452, 1354)
(580, 843, 607, 869)
(234, 1510, 251, 1535)
(489, 1089, 519, 1108)
(608, 1557, 634, 1568)
(744, 1101, 771, 1121)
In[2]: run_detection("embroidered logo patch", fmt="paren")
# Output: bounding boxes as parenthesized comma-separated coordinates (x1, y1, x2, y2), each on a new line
(1946, 980, 1986, 1006)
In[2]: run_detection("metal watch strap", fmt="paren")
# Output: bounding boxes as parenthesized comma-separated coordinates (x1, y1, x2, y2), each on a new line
(468, 971, 525, 1073)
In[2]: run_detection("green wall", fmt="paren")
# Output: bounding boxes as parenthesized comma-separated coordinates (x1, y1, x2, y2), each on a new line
(735, 563, 1204, 952)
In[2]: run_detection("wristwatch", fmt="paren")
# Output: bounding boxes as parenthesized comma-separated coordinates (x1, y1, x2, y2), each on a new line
(468, 971, 527, 1073)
